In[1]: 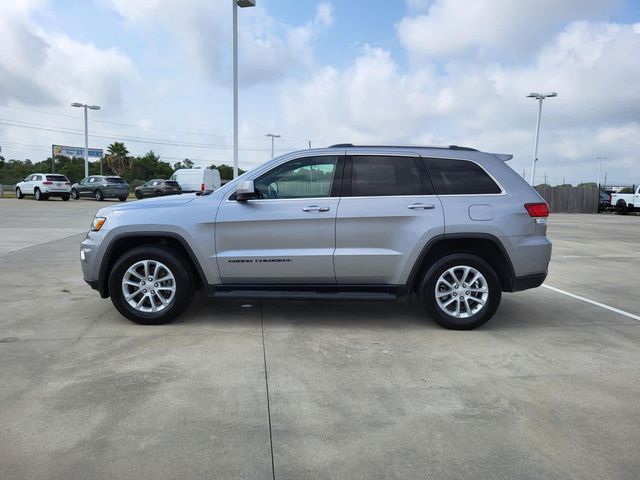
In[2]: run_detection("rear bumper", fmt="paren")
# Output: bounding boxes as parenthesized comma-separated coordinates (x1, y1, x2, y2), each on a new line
(511, 272, 547, 292)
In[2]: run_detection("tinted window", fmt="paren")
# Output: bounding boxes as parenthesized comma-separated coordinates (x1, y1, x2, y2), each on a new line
(351, 156, 421, 197)
(106, 177, 126, 184)
(47, 175, 68, 182)
(424, 158, 501, 195)
(34, 175, 42, 181)
(255, 156, 338, 199)
(166, 181, 179, 186)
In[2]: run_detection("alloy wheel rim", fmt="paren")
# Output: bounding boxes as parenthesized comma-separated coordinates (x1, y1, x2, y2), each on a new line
(435, 265, 489, 319)
(121, 260, 176, 313)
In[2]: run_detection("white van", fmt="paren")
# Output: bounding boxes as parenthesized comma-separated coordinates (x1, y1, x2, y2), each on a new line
(170, 168, 221, 193)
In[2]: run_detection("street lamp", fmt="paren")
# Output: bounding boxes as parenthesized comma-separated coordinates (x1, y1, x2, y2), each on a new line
(526, 92, 557, 186)
(265, 133, 281, 158)
(71, 102, 101, 178)
(594, 155, 606, 187)
(233, 0, 256, 179)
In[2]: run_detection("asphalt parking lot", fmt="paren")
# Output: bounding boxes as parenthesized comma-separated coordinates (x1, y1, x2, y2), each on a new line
(1, 198, 639, 480)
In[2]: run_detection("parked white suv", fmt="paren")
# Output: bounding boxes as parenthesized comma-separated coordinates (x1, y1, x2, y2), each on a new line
(16, 174, 72, 201)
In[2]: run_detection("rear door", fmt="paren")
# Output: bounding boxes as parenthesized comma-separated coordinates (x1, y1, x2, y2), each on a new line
(215, 154, 343, 284)
(335, 152, 445, 285)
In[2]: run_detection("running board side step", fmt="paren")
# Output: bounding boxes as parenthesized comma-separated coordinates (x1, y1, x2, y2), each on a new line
(210, 290, 398, 301)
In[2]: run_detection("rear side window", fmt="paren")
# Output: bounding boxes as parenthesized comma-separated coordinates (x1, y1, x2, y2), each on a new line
(166, 181, 179, 186)
(351, 156, 421, 196)
(46, 175, 68, 182)
(424, 158, 502, 195)
(106, 177, 125, 184)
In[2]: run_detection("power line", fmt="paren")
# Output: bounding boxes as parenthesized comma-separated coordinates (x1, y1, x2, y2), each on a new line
(0, 118, 299, 152)
(0, 103, 315, 144)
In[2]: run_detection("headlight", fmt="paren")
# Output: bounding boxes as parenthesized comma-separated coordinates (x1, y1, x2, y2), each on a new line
(91, 217, 107, 231)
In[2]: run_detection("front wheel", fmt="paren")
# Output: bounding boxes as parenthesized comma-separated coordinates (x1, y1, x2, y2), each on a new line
(71, 188, 79, 200)
(16, 188, 24, 199)
(421, 254, 501, 330)
(108, 245, 194, 325)
(94, 189, 104, 201)
(135, 191, 143, 200)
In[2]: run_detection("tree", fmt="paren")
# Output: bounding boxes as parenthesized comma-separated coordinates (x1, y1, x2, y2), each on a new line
(577, 182, 597, 188)
(208, 163, 245, 181)
(105, 142, 131, 176)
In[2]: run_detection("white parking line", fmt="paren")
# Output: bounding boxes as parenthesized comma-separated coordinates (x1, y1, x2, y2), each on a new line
(543, 285, 640, 322)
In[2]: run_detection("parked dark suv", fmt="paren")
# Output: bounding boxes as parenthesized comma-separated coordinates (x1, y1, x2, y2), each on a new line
(71, 176, 129, 201)
(135, 179, 182, 199)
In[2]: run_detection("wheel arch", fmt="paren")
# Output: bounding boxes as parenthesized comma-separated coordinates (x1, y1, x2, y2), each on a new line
(97, 233, 207, 298)
(407, 234, 516, 293)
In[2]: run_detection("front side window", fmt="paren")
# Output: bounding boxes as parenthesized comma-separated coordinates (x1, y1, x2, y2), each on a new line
(350, 156, 421, 197)
(255, 156, 338, 199)
(424, 158, 502, 195)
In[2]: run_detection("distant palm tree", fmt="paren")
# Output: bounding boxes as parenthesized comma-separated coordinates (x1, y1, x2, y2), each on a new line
(106, 142, 130, 176)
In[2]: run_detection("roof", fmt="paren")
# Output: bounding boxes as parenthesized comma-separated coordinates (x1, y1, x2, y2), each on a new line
(328, 143, 478, 151)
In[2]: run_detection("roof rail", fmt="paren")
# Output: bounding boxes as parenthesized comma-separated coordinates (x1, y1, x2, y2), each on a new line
(328, 143, 478, 151)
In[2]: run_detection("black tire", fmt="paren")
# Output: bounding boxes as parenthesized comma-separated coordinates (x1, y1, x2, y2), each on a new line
(420, 254, 501, 330)
(119, 196, 128, 202)
(71, 188, 79, 200)
(616, 202, 629, 215)
(16, 188, 24, 199)
(61, 194, 70, 201)
(135, 191, 143, 200)
(108, 245, 194, 325)
(94, 189, 104, 201)
(35, 188, 43, 201)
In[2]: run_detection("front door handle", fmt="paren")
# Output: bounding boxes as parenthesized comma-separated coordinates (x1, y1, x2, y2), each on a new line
(408, 203, 435, 210)
(303, 205, 330, 212)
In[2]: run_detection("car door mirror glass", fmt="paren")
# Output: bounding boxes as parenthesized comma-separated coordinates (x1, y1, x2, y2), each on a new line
(236, 180, 256, 201)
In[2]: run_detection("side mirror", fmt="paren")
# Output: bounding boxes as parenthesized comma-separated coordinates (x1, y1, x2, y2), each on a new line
(236, 180, 256, 201)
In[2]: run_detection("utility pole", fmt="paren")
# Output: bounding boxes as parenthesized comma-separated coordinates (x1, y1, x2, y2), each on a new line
(232, 0, 257, 179)
(71, 102, 100, 178)
(308, 140, 312, 149)
(544, 172, 547, 185)
(527, 92, 558, 186)
(265, 133, 281, 159)
(522, 168, 526, 178)
(594, 155, 606, 187)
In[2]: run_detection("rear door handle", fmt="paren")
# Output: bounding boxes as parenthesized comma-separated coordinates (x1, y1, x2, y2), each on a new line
(303, 205, 330, 212)
(408, 203, 435, 210)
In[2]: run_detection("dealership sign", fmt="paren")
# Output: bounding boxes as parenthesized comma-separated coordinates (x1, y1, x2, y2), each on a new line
(52, 145, 103, 158)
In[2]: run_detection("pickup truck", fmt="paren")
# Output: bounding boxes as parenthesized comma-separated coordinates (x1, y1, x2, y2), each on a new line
(610, 185, 640, 214)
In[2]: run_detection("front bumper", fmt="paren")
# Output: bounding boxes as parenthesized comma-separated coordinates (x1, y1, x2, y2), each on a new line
(80, 231, 109, 297)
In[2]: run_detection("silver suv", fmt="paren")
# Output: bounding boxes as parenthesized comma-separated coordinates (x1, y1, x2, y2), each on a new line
(80, 145, 551, 329)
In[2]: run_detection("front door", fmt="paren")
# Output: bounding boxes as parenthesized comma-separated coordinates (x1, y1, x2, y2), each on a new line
(334, 152, 445, 285)
(215, 155, 343, 284)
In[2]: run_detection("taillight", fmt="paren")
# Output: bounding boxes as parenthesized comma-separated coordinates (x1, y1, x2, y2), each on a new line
(525, 203, 549, 217)
(43, 181, 52, 185)
(201, 183, 205, 191)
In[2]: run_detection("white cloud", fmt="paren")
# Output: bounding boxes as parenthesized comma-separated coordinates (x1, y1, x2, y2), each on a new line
(397, 0, 615, 59)
(0, 1, 135, 107)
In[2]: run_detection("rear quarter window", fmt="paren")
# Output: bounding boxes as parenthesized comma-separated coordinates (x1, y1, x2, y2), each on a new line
(424, 158, 502, 195)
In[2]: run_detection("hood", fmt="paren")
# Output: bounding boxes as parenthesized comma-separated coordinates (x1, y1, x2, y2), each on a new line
(96, 193, 197, 216)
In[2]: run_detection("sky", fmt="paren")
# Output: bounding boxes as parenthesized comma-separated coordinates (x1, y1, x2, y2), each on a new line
(0, 0, 639, 185)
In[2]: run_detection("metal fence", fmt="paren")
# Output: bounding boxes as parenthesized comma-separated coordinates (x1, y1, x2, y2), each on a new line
(535, 185, 598, 213)
(0, 184, 16, 198)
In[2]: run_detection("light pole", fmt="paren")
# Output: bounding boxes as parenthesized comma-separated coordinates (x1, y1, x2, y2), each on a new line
(71, 102, 100, 178)
(233, 0, 256, 179)
(265, 133, 281, 158)
(526, 92, 557, 186)
(594, 155, 606, 187)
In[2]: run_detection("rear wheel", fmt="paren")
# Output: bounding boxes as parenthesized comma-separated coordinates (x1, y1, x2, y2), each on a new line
(16, 188, 24, 199)
(94, 189, 104, 201)
(119, 196, 128, 202)
(61, 194, 70, 201)
(421, 254, 501, 330)
(35, 188, 44, 201)
(71, 188, 79, 200)
(108, 245, 194, 325)
(616, 202, 629, 215)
